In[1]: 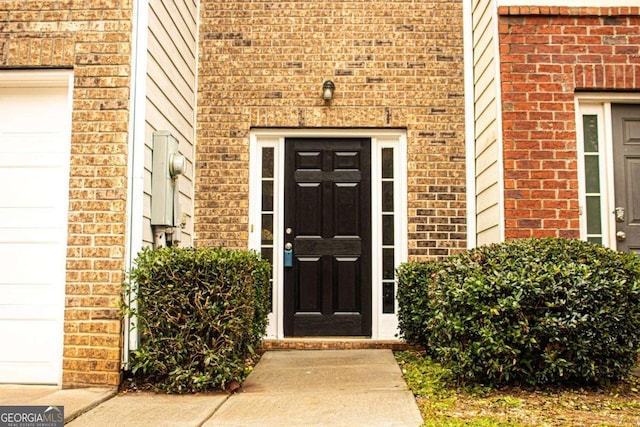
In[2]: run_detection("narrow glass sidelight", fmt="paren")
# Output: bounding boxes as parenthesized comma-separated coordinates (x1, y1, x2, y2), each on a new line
(381, 147, 395, 314)
(582, 115, 603, 245)
(261, 147, 275, 312)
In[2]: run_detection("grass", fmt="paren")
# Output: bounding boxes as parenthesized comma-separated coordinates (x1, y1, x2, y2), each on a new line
(395, 350, 640, 427)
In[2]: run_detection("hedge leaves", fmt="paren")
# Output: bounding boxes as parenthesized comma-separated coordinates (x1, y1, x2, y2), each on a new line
(397, 238, 640, 386)
(123, 247, 271, 393)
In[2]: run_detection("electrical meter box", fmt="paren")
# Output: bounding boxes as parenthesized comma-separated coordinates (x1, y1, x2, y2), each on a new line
(151, 131, 184, 226)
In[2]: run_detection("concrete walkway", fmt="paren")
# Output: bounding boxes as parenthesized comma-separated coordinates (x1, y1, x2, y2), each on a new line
(3, 350, 423, 426)
(0, 385, 116, 422)
(205, 349, 422, 426)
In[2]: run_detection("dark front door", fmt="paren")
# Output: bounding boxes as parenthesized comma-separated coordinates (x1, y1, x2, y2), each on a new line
(284, 138, 372, 336)
(612, 104, 640, 256)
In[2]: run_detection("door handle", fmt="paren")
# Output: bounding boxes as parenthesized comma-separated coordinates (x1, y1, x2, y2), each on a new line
(615, 207, 625, 222)
(616, 231, 626, 241)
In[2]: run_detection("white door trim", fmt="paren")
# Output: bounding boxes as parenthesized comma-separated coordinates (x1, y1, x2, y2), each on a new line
(249, 129, 407, 339)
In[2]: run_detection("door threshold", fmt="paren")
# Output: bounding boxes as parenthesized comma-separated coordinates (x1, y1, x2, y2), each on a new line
(260, 338, 412, 351)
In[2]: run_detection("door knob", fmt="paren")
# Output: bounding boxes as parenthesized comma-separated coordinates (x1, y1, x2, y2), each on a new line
(615, 207, 625, 222)
(616, 231, 626, 241)
(285, 242, 293, 250)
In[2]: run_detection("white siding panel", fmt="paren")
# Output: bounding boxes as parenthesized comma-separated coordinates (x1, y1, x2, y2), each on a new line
(476, 150, 499, 193)
(475, 99, 497, 150)
(142, 0, 198, 247)
(473, 4, 494, 68)
(475, 100, 497, 148)
(149, 2, 196, 74)
(477, 224, 501, 246)
(476, 179, 500, 213)
(472, 0, 501, 245)
(147, 37, 195, 107)
(477, 203, 500, 227)
(146, 81, 193, 140)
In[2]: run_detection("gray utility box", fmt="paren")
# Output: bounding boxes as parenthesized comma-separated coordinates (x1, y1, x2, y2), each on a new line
(151, 131, 183, 226)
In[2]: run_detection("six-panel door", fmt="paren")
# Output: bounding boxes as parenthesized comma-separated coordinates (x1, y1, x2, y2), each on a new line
(284, 138, 372, 336)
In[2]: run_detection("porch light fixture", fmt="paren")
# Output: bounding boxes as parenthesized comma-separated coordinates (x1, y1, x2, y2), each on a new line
(322, 80, 335, 101)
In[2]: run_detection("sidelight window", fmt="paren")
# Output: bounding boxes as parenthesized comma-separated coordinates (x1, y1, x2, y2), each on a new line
(581, 114, 604, 245)
(381, 148, 396, 314)
(261, 147, 275, 312)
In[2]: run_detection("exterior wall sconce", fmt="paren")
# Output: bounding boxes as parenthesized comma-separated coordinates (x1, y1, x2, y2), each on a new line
(322, 80, 335, 101)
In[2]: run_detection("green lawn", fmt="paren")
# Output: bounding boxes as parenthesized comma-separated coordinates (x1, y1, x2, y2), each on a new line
(396, 351, 640, 427)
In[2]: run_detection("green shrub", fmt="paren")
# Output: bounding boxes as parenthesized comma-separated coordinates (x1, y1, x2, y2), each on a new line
(123, 246, 271, 393)
(398, 238, 640, 386)
(396, 260, 441, 349)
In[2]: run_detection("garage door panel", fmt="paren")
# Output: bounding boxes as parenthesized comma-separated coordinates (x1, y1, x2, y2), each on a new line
(0, 362, 58, 385)
(0, 168, 67, 207)
(0, 320, 61, 384)
(0, 87, 69, 132)
(0, 284, 60, 307)
(0, 151, 69, 168)
(0, 306, 60, 321)
(0, 243, 64, 284)
(0, 228, 64, 243)
(0, 207, 59, 228)
(0, 74, 71, 385)
(0, 132, 69, 155)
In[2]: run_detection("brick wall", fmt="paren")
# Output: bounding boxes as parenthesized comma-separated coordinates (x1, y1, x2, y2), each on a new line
(0, 1, 132, 386)
(196, 0, 467, 259)
(498, 6, 640, 239)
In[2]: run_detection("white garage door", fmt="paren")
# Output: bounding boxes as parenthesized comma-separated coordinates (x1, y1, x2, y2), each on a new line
(0, 72, 72, 384)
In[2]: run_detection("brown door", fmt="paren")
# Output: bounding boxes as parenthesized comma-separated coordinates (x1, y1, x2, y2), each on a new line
(612, 104, 640, 256)
(284, 138, 372, 336)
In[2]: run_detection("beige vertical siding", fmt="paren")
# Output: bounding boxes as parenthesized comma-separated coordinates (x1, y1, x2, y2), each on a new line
(473, 0, 501, 245)
(143, 0, 198, 246)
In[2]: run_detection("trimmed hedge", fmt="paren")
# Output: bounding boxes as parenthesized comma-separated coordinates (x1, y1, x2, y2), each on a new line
(397, 238, 640, 386)
(396, 261, 441, 349)
(123, 247, 271, 393)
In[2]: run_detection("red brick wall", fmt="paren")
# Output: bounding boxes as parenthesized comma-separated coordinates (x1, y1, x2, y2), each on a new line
(498, 6, 640, 239)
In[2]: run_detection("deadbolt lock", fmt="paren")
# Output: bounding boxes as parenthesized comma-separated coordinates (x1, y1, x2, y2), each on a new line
(614, 207, 625, 223)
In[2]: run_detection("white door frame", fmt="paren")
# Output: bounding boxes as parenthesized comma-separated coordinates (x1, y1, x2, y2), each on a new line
(249, 129, 407, 339)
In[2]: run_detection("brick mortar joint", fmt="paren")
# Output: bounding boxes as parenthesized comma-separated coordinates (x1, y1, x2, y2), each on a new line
(498, 6, 640, 17)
